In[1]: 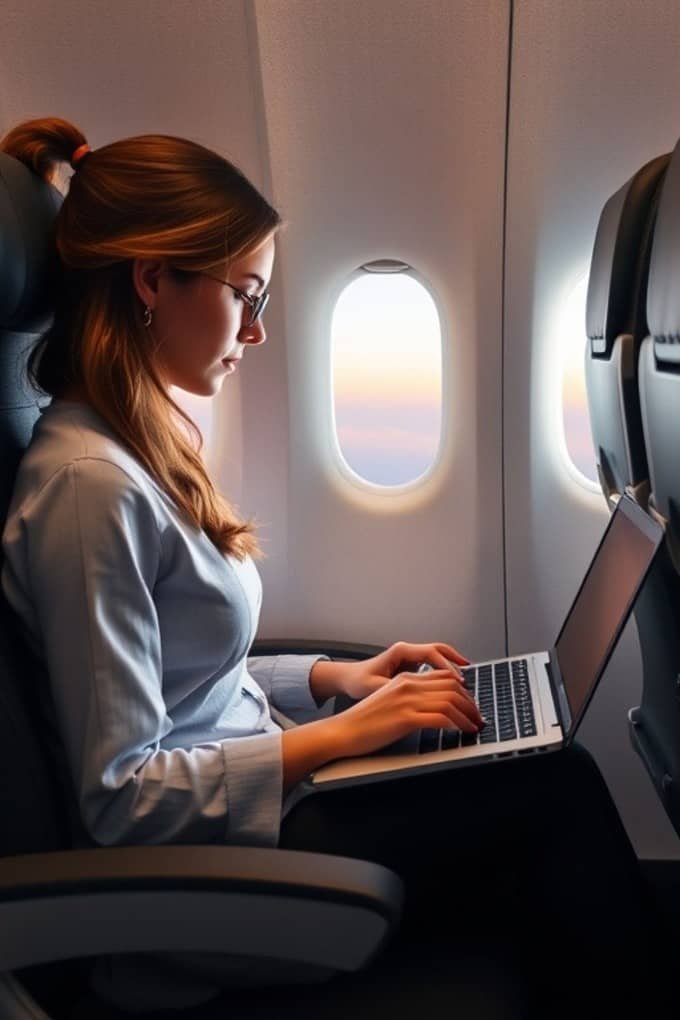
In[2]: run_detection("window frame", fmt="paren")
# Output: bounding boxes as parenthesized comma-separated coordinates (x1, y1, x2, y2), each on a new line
(328, 262, 447, 495)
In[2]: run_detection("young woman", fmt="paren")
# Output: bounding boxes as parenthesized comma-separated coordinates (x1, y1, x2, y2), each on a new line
(0, 118, 665, 1016)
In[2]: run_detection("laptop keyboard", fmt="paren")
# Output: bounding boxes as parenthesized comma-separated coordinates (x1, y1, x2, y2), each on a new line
(419, 658, 537, 754)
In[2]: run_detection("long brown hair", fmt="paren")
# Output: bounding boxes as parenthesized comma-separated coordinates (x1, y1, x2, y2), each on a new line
(0, 117, 282, 560)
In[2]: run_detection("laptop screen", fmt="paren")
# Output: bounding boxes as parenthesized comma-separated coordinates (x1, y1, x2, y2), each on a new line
(555, 496, 663, 732)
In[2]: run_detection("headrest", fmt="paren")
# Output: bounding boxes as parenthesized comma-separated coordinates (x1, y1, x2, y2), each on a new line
(0, 152, 62, 335)
(647, 136, 680, 365)
(586, 154, 669, 357)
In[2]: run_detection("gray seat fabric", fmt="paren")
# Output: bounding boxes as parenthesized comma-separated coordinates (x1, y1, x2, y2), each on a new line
(581, 147, 680, 836)
(584, 152, 669, 508)
(0, 153, 76, 858)
(0, 151, 94, 1017)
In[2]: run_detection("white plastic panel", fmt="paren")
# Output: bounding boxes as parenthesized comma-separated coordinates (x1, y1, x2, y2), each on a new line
(505, 0, 680, 857)
(246, 0, 509, 654)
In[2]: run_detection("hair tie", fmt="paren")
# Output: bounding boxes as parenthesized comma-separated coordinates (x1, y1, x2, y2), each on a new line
(70, 143, 91, 169)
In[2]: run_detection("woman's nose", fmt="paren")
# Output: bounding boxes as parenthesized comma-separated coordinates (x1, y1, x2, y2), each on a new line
(240, 317, 266, 346)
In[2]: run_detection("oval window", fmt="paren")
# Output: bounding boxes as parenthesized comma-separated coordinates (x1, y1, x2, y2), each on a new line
(331, 267, 443, 487)
(560, 274, 599, 487)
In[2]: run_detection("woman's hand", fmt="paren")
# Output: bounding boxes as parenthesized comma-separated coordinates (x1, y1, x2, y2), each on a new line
(335, 640, 470, 701)
(328, 665, 484, 761)
(283, 658, 483, 792)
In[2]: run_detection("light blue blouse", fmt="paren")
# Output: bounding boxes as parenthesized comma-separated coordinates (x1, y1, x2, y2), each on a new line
(1, 400, 325, 849)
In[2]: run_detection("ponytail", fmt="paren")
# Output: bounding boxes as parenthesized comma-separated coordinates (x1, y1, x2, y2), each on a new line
(0, 116, 87, 185)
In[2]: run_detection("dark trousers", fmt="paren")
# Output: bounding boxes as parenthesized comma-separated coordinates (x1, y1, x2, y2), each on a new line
(280, 743, 668, 1016)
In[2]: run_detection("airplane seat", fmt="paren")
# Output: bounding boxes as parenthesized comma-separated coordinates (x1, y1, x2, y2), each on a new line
(0, 146, 98, 1019)
(584, 152, 670, 510)
(0, 152, 529, 1020)
(584, 147, 680, 908)
(630, 135, 680, 841)
(0, 150, 73, 857)
(0, 151, 409, 1019)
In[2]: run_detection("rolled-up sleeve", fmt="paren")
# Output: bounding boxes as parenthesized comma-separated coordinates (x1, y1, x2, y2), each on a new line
(1, 459, 283, 848)
(247, 654, 329, 722)
(221, 730, 283, 843)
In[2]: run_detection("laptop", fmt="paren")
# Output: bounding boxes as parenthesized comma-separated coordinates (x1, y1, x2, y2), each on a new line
(310, 493, 663, 790)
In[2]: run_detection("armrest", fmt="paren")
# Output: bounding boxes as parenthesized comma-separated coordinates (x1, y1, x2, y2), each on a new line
(250, 639, 385, 660)
(0, 846, 403, 973)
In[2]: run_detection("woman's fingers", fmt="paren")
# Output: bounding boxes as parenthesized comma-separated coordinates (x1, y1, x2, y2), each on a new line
(409, 669, 477, 702)
(394, 641, 470, 679)
(414, 641, 470, 668)
(417, 711, 479, 734)
(428, 703, 479, 732)
(432, 654, 465, 681)
(436, 642, 470, 666)
(448, 694, 484, 729)
(401, 672, 484, 727)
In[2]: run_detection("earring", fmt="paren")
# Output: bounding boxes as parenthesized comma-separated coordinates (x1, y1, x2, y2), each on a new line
(143, 305, 153, 328)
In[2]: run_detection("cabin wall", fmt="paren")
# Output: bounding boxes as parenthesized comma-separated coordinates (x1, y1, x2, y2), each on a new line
(0, 0, 509, 661)
(245, 0, 508, 651)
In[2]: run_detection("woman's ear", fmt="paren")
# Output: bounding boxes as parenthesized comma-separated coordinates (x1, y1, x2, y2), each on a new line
(132, 259, 165, 308)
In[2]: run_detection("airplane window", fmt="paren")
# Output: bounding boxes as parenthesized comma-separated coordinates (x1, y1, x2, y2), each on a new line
(331, 263, 442, 487)
(170, 387, 214, 461)
(559, 272, 599, 488)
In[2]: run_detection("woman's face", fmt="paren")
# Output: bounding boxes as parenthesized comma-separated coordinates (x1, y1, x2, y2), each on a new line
(135, 234, 276, 397)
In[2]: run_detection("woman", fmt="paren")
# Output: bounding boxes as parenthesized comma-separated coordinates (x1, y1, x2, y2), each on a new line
(0, 118, 664, 1016)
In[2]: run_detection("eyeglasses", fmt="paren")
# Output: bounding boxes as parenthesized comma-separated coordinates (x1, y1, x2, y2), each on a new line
(201, 273, 270, 326)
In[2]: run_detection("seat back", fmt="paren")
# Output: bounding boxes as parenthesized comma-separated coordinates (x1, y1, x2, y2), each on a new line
(582, 148, 680, 836)
(584, 153, 669, 509)
(624, 138, 680, 836)
(0, 152, 80, 854)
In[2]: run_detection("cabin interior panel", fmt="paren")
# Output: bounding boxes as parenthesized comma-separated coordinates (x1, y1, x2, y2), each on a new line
(248, 0, 509, 651)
